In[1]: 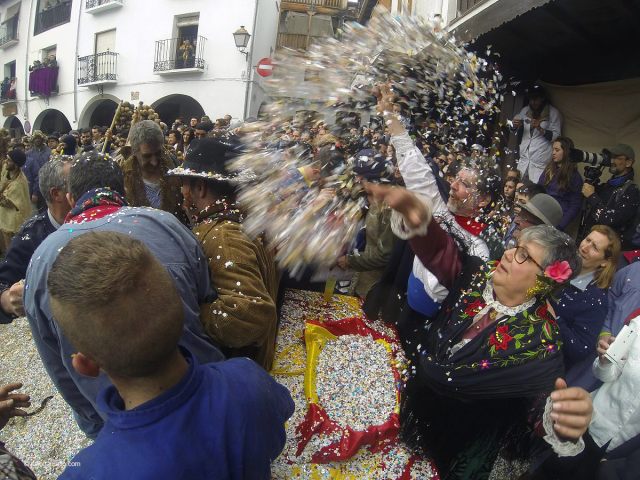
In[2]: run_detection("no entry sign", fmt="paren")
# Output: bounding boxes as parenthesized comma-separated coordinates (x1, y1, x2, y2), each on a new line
(256, 57, 273, 77)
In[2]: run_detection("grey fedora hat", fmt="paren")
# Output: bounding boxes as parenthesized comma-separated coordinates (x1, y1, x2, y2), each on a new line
(520, 193, 563, 227)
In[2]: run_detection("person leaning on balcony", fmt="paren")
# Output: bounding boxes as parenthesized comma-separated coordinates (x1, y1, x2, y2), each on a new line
(121, 120, 186, 223)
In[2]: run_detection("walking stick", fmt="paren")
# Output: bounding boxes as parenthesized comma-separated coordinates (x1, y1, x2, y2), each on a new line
(102, 100, 123, 154)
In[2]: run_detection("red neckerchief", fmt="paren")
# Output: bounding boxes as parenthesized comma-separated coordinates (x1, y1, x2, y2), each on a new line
(67, 205, 122, 224)
(454, 214, 487, 237)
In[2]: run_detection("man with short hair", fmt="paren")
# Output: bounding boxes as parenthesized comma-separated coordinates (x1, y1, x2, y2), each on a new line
(24, 150, 225, 438)
(194, 121, 213, 139)
(580, 144, 640, 249)
(79, 129, 94, 153)
(91, 125, 102, 145)
(503, 192, 563, 250)
(168, 138, 278, 370)
(46, 135, 58, 151)
(166, 130, 180, 150)
(0, 157, 72, 323)
(121, 120, 184, 221)
(23, 130, 51, 209)
(189, 117, 198, 128)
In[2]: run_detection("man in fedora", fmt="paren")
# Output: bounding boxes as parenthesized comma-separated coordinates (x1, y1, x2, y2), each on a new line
(505, 192, 563, 249)
(167, 138, 278, 370)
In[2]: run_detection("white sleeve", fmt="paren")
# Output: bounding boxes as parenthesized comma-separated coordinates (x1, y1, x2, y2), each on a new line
(592, 356, 623, 383)
(389, 194, 432, 240)
(548, 106, 562, 141)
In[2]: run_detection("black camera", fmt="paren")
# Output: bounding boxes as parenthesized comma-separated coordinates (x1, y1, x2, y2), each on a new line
(583, 166, 604, 186)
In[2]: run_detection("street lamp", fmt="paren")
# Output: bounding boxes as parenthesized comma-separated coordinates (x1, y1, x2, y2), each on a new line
(233, 26, 251, 58)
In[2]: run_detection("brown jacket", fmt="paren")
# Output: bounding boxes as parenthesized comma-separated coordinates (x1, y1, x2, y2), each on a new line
(196, 205, 278, 370)
(121, 150, 186, 223)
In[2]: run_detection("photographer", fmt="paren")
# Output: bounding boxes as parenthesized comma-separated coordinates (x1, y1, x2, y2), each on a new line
(579, 144, 639, 249)
(512, 84, 562, 181)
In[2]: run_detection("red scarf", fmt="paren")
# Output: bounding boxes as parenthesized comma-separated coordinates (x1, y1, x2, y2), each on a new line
(454, 214, 487, 237)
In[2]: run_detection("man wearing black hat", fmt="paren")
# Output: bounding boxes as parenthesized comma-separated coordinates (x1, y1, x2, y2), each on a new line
(512, 84, 562, 182)
(167, 138, 278, 370)
(579, 143, 640, 249)
(0, 150, 31, 253)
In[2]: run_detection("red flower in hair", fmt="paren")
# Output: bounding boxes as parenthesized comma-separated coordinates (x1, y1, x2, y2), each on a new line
(489, 325, 514, 351)
(544, 260, 572, 283)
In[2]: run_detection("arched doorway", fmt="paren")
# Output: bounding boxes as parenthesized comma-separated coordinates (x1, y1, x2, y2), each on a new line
(78, 94, 120, 130)
(152, 94, 205, 126)
(3, 116, 24, 138)
(88, 99, 118, 128)
(33, 109, 71, 134)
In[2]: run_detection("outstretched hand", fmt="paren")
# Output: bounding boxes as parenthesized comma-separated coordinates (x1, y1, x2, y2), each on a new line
(0, 383, 31, 430)
(364, 183, 429, 229)
(549, 378, 592, 441)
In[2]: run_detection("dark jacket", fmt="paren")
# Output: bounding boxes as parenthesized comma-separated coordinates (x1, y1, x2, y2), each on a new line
(0, 211, 56, 324)
(538, 169, 584, 231)
(582, 172, 640, 248)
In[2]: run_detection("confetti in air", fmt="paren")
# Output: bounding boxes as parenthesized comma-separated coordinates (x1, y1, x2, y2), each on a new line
(233, 7, 503, 274)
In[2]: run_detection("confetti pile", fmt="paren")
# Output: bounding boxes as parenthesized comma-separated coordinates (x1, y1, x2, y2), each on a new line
(316, 334, 397, 431)
(233, 7, 503, 272)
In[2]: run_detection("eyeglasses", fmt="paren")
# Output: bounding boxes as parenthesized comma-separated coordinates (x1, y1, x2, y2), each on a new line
(513, 245, 544, 271)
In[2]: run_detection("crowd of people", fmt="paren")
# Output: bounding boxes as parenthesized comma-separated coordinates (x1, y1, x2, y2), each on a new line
(0, 81, 638, 480)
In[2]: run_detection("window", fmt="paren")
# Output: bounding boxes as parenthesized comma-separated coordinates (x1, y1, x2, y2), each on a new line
(34, 0, 73, 35)
(42, 45, 57, 61)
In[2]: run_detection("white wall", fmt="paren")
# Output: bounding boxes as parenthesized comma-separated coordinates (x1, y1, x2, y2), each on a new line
(1, 0, 280, 133)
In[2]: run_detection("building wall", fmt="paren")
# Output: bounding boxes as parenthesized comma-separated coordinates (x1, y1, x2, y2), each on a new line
(0, 0, 279, 134)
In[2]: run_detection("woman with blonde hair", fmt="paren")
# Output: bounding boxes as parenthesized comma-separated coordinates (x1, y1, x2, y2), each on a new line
(551, 224, 621, 372)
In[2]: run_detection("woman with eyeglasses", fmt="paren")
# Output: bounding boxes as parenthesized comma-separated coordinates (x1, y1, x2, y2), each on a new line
(366, 183, 590, 480)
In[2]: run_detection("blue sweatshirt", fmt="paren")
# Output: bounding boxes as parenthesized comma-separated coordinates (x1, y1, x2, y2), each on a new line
(59, 349, 294, 480)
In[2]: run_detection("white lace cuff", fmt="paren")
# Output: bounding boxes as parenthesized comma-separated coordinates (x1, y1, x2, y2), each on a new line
(389, 197, 431, 240)
(542, 396, 586, 457)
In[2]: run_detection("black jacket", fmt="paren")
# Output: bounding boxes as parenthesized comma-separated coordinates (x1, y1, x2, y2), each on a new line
(582, 172, 640, 248)
(0, 211, 56, 324)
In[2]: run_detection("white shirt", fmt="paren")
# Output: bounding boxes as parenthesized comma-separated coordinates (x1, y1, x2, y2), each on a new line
(590, 317, 640, 451)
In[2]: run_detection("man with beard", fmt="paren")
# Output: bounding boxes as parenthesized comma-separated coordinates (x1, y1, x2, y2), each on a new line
(168, 138, 278, 370)
(79, 129, 95, 153)
(512, 84, 562, 181)
(121, 120, 185, 222)
(579, 144, 639, 249)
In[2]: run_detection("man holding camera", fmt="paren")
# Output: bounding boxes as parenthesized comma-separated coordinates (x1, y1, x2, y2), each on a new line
(580, 144, 639, 248)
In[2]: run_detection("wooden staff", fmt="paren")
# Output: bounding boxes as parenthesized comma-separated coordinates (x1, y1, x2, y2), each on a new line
(102, 100, 123, 154)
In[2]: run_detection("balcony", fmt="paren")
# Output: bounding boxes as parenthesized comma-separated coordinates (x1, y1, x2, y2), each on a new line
(85, 0, 123, 14)
(282, 0, 348, 10)
(29, 66, 58, 97)
(277, 32, 325, 51)
(153, 35, 206, 74)
(78, 51, 118, 86)
(0, 77, 17, 104)
(34, 0, 73, 36)
(0, 16, 19, 49)
(457, 0, 489, 18)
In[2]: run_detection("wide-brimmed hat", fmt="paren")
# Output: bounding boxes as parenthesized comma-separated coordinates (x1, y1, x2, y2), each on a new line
(167, 137, 249, 183)
(8, 149, 27, 168)
(520, 193, 562, 227)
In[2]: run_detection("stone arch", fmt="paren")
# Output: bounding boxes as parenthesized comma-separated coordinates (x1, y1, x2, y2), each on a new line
(78, 94, 121, 130)
(3, 116, 24, 137)
(151, 94, 205, 126)
(33, 109, 71, 134)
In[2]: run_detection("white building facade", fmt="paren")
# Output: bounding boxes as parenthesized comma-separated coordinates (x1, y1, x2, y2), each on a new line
(0, 0, 280, 136)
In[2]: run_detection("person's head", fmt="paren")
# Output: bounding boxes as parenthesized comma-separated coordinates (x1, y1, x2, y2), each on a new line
(514, 180, 545, 209)
(223, 114, 232, 124)
(447, 157, 500, 217)
(80, 129, 93, 146)
(182, 128, 195, 145)
(503, 178, 517, 201)
(47, 232, 184, 380)
(6, 149, 26, 171)
(190, 117, 198, 127)
(607, 144, 635, 177)
(167, 130, 179, 146)
(91, 126, 101, 142)
(39, 157, 72, 206)
(527, 84, 547, 113)
(579, 225, 621, 288)
(60, 134, 78, 156)
(435, 152, 447, 170)
(67, 151, 125, 205)
(505, 167, 521, 184)
(194, 122, 212, 139)
(32, 131, 45, 148)
(513, 193, 562, 241)
(129, 120, 165, 172)
(47, 135, 58, 150)
(543, 136, 577, 192)
(494, 225, 580, 304)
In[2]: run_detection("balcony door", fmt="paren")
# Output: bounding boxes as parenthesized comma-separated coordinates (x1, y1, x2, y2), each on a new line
(94, 29, 116, 81)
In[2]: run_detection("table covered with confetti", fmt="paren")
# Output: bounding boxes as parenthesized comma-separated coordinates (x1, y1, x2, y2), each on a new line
(270, 289, 438, 479)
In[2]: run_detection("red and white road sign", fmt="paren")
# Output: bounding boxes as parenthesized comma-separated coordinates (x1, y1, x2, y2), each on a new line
(256, 57, 273, 77)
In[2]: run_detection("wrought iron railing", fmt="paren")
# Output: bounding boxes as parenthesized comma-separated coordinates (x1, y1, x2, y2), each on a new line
(34, 0, 73, 35)
(457, 0, 488, 17)
(0, 15, 19, 46)
(0, 77, 17, 102)
(78, 51, 118, 85)
(86, 0, 123, 9)
(153, 35, 206, 72)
